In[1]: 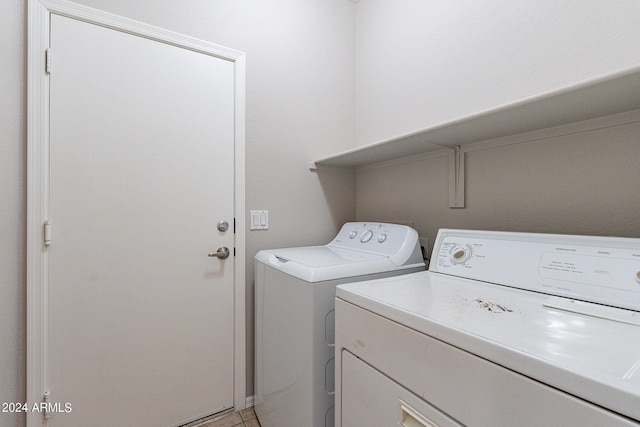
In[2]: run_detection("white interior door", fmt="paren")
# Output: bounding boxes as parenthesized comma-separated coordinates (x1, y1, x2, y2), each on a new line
(46, 13, 235, 426)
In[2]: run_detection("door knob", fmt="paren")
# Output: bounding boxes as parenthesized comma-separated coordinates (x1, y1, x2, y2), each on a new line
(208, 247, 230, 259)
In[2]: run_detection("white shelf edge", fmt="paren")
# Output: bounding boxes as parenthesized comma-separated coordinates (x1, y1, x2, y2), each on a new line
(311, 65, 640, 169)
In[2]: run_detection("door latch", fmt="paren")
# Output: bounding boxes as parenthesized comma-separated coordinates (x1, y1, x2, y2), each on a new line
(208, 247, 230, 259)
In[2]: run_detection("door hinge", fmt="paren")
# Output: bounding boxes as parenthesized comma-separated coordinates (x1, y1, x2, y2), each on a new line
(43, 390, 51, 419)
(44, 220, 52, 246)
(45, 48, 52, 74)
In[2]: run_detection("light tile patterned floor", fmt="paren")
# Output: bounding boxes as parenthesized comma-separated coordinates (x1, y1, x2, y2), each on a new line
(195, 407, 261, 427)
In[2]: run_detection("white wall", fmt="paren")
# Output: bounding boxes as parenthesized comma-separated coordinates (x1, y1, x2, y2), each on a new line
(0, 0, 27, 426)
(356, 111, 640, 255)
(355, 0, 640, 145)
(353, 0, 640, 258)
(0, 1, 355, 424)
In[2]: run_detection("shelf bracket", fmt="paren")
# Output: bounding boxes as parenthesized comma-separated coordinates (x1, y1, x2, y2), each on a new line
(448, 146, 465, 208)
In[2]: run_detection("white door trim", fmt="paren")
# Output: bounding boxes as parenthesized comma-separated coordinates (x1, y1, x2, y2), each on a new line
(26, 1, 246, 424)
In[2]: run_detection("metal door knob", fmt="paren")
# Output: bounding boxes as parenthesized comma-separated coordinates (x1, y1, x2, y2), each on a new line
(208, 247, 230, 259)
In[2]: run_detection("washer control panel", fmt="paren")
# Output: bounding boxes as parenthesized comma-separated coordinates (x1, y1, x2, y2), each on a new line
(431, 229, 640, 312)
(346, 226, 388, 245)
(330, 222, 420, 260)
(359, 229, 374, 243)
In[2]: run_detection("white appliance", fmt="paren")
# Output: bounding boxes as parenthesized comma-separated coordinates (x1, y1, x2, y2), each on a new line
(335, 229, 640, 427)
(254, 222, 425, 427)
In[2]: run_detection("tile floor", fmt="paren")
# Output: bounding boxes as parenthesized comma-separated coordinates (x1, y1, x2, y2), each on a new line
(194, 407, 261, 427)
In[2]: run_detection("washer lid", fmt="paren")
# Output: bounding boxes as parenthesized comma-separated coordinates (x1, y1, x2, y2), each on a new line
(255, 246, 419, 282)
(270, 246, 383, 267)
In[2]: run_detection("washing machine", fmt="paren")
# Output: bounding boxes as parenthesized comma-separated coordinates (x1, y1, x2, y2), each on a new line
(254, 222, 425, 427)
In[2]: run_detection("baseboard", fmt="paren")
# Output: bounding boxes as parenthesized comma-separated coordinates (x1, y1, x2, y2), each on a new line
(245, 395, 255, 408)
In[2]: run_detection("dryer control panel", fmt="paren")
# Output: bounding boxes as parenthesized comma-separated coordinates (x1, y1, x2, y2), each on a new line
(430, 229, 640, 312)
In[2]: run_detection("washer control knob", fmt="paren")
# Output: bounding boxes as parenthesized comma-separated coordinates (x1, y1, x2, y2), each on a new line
(360, 230, 373, 243)
(636, 271, 640, 284)
(377, 234, 387, 243)
(349, 231, 358, 239)
(450, 245, 472, 264)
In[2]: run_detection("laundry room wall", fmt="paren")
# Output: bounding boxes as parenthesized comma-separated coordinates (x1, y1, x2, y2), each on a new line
(353, 0, 640, 254)
(356, 111, 640, 257)
(0, 2, 27, 427)
(354, 0, 640, 145)
(0, 1, 355, 424)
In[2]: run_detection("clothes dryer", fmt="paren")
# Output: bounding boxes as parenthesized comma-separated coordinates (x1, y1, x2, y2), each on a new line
(254, 222, 425, 427)
(335, 229, 640, 427)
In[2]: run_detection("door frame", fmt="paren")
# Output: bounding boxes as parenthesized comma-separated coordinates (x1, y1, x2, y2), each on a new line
(26, 1, 246, 424)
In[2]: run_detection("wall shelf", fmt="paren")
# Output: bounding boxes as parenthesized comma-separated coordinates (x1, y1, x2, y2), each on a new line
(310, 67, 640, 169)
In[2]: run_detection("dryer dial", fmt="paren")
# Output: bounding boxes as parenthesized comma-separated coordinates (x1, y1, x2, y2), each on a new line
(450, 245, 472, 264)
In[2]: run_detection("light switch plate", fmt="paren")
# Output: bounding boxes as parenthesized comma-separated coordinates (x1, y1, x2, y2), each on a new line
(250, 210, 268, 230)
